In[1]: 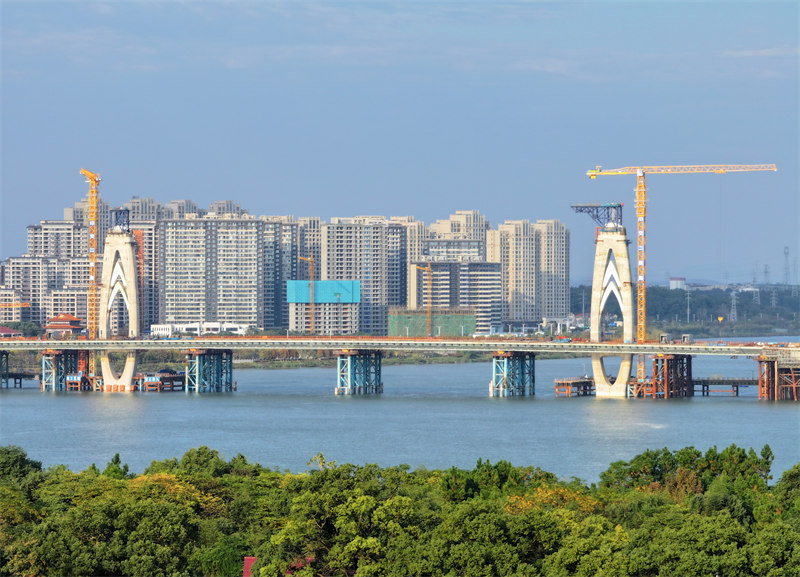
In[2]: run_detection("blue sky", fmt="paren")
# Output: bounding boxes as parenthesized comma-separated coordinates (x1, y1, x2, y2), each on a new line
(2, 1, 797, 285)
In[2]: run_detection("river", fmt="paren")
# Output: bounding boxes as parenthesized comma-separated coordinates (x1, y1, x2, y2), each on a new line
(1, 342, 798, 483)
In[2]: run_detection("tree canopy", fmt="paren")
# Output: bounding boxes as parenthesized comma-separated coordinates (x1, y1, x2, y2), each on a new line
(0, 444, 797, 577)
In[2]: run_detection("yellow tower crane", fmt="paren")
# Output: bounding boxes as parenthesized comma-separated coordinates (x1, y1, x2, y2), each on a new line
(587, 163, 777, 386)
(299, 253, 316, 334)
(79, 168, 101, 376)
(415, 263, 433, 337)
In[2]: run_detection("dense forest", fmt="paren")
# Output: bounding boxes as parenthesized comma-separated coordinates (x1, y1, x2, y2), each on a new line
(1, 444, 798, 576)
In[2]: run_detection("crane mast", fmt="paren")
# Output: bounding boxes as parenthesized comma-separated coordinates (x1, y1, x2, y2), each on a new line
(80, 168, 101, 377)
(415, 263, 433, 337)
(299, 253, 316, 334)
(587, 163, 777, 387)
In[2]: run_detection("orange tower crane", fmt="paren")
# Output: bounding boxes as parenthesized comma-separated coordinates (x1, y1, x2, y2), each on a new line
(299, 253, 316, 334)
(79, 168, 101, 376)
(415, 263, 433, 337)
(587, 163, 777, 385)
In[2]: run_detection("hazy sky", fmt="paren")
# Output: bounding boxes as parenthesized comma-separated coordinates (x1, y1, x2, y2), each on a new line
(2, 1, 797, 285)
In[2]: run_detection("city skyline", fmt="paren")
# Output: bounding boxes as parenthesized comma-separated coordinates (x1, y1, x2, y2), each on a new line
(2, 2, 797, 285)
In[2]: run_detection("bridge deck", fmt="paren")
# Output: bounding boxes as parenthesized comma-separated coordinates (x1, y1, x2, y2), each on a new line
(1, 337, 797, 361)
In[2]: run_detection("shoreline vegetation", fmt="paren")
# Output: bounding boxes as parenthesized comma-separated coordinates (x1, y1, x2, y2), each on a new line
(1, 444, 798, 576)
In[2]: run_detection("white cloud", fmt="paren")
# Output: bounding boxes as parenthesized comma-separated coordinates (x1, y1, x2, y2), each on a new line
(722, 46, 799, 58)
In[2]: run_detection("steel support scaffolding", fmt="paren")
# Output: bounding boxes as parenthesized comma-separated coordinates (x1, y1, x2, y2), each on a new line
(758, 358, 800, 401)
(185, 349, 234, 393)
(41, 350, 79, 392)
(651, 354, 693, 398)
(490, 352, 535, 397)
(335, 350, 383, 395)
(0, 351, 8, 388)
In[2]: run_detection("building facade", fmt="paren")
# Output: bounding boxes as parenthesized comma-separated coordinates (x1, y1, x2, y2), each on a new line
(321, 217, 406, 335)
(535, 219, 570, 321)
(287, 280, 361, 335)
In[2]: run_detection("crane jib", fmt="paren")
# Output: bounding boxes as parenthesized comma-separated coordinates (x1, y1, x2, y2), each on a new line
(587, 164, 777, 176)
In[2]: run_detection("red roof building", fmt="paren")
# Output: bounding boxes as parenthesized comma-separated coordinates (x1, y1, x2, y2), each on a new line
(44, 313, 85, 337)
(0, 326, 22, 338)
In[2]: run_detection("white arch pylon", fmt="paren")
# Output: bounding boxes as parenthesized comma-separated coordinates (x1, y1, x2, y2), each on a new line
(589, 229, 635, 397)
(98, 232, 139, 392)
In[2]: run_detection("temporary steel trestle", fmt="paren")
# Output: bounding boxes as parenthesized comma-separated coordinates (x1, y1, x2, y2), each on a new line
(41, 350, 80, 392)
(648, 354, 693, 398)
(758, 357, 800, 401)
(335, 349, 383, 395)
(490, 352, 535, 397)
(185, 349, 234, 393)
(0, 351, 8, 388)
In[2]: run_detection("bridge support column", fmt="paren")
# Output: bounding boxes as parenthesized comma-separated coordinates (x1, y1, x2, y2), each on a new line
(41, 350, 79, 392)
(335, 350, 382, 395)
(100, 353, 138, 392)
(651, 354, 693, 398)
(490, 352, 535, 397)
(0, 351, 8, 388)
(185, 349, 234, 393)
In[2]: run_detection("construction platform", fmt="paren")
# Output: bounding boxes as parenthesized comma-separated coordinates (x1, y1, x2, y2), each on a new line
(554, 376, 755, 398)
(554, 377, 595, 397)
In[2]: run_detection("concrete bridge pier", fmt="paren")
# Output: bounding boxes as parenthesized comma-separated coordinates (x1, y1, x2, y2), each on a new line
(185, 349, 234, 393)
(490, 352, 535, 397)
(336, 350, 382, 395)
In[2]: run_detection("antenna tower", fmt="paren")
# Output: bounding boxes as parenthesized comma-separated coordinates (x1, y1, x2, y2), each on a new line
(785, 246, 790, 286)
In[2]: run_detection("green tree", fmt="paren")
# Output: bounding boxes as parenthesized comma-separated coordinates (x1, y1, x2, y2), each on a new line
(177, 446, 231, 477)
(0, 446, 42, 484)
(625, 507, 749, 577)
(747, 520, 800, 577)
(102, 453, 132, 479)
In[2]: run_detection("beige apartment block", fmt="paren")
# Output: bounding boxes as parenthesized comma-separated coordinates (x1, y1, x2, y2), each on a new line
(534, 219, 570, 321)
(487, 220, 539, 325)
(429, 210, 490, 241)
(321, 217, 406, 335)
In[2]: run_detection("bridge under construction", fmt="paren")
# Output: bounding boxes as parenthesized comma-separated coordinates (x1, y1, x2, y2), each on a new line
(1, 336, 798, 400)
(3, 163, 792, 400)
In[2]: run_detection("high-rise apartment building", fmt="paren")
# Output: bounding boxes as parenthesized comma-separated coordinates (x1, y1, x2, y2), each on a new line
(1, 257, 92, 325)
(164, 200, 204, 219)
(64, 195, 111, 254)
(262, 218, 299, 328)
(124, 197, 164, 221)
(159, 215, 264, 327)
(3, 195, 571, 335)
(429, 210, 490, 242)
(409, 260, 501, 333)
(26, 221, 88, 259)
(534, 219, 570, 320)
(321, 217, 406, 335)
(487, 220, 539, 326)
(297, 217, 322, 280)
